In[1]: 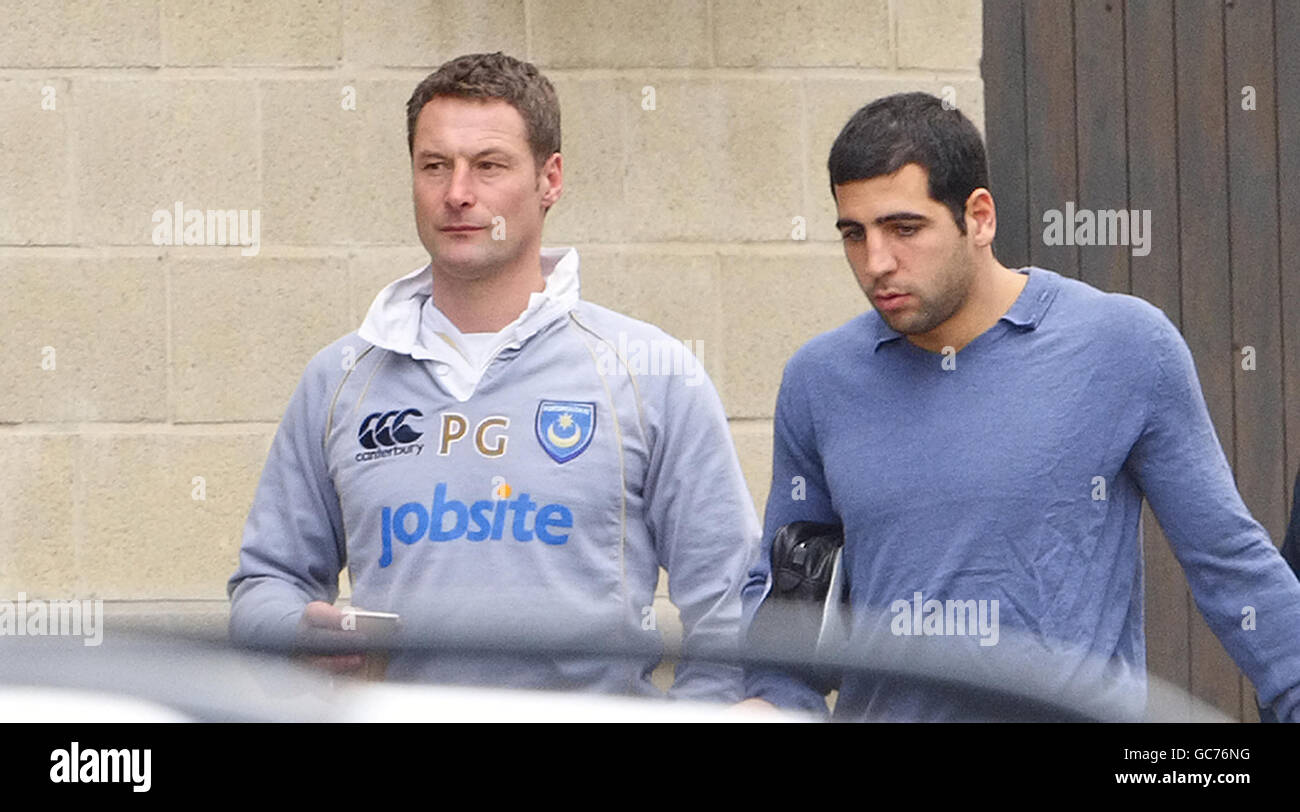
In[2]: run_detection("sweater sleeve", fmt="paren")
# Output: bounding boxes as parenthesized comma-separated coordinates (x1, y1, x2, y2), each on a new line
(227, 352, 347, 649)
(1125, 311, 1300, 721)
(641, 346, 761, 702)
(740, 351, 837, 715)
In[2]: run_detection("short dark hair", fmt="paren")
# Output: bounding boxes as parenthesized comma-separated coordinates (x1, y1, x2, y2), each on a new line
(827, 92, 988, 234)
(405, 52, 561, 167)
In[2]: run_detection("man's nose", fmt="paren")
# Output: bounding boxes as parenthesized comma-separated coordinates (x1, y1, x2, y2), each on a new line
(445, 162, 475, 208)
(861, 230, 897, 280)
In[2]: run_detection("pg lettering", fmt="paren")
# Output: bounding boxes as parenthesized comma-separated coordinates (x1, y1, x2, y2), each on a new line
(379, 483, 574, 567)
(438, 413, 509, 457)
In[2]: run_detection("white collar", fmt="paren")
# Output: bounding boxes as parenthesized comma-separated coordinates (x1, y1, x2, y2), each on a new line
(357, 246, 581, 401)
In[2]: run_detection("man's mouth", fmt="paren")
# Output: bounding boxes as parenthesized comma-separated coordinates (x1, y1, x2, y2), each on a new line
(441, 225, 485, 232)
(873, 292, 911, 311)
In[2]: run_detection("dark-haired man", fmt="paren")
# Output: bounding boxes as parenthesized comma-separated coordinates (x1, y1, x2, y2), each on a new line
(227, 52, 758, 701)
(740, 92, 1300, 721)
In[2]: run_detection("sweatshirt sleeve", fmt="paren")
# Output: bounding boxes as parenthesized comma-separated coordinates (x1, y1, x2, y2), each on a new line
(1126, 311, 1300, 721)
(641, 348, 761, 703)
(740, 351, 836, 715)
(227, 351, 347, 649)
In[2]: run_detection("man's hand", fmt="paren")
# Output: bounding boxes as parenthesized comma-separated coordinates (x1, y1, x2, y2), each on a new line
(731, 697, 782, 714)
(296, 600, 364, 675)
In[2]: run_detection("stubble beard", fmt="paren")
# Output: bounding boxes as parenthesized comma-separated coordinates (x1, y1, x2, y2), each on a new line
(428, 229, 520, 284)
(883, 244, 973, 336)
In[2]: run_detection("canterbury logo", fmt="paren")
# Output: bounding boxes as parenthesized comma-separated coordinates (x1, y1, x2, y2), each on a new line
(359, 409, 424, 449)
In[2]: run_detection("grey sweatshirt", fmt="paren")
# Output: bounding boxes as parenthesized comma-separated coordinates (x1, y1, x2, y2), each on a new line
(227, 247, 759, 701)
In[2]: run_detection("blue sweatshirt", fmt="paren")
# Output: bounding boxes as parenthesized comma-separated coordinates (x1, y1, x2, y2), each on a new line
(228, 247, 759, 701)
(742, 267, 1300, 721)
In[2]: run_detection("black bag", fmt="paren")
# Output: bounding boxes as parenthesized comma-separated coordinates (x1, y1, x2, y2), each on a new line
(747, 521, 846, 695)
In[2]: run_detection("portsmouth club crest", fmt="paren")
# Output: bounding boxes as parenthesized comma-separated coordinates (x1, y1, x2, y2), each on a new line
(535, 400, 596, 463)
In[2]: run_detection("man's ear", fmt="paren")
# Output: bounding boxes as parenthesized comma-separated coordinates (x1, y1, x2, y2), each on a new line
(539, 152, 563, 211)
(964, 187, 996, 248)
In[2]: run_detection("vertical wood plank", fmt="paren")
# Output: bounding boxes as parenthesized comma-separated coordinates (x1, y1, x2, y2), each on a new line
(1074, 0, 1129, 294)
(1024, 0, 1079, 277)
(1276, 0, 1300, 554)
(1174, 0, 1242, 721)
(983, 0, 1031, 268)
(1124, 0, 1190, 715)
(1225, 0, 1283, 723)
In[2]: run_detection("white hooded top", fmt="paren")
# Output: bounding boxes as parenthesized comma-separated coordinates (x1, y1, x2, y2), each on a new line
(357, 246, 581, 401)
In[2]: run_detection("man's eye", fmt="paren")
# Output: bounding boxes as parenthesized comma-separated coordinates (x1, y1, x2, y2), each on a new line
(841, 230, 864, 242)
(423, 163, 444, 171)
(479, 162, 503, 170)
(894, 224, 919, 236)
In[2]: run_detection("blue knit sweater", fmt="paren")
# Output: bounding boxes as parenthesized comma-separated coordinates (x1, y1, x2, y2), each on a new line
(743, 267, 1300, 721)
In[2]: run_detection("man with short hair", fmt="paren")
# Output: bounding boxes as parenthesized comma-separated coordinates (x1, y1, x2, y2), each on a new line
(740, 92, 1300, 721)
(228, 52, 757, 701)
